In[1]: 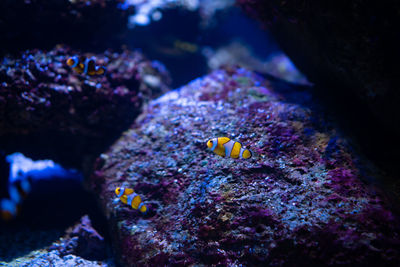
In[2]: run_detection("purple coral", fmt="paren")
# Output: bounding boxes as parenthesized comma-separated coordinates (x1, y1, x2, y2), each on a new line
(89, 67, 400, 266)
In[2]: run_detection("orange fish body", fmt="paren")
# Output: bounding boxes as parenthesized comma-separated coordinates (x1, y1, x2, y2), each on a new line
(207, 137, 252, 159)
(115, 187, 147, 213)
(66, 56, 106, 76)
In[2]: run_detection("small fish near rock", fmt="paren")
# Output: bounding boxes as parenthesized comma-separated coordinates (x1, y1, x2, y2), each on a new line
(90, 68, 400, 266)
(66, 56, 106, 76)
(115, 187, 147, 213)
(207, 137, 252, 159)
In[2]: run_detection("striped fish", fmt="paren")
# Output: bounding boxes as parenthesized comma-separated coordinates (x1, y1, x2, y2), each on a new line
(207, 137, 252, 159)
(115, 187, 147, 213)
(66, 55, 106, 76)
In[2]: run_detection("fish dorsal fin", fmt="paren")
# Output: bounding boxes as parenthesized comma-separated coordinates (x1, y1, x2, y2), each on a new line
(218, 137, 231, 145)
(124, 188, 134, 195)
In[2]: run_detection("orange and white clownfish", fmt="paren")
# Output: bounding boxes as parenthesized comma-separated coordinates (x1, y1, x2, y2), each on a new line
(207, 137, 252, 159)
(66, 56, 106, 76)
(115, 187, 147, 213)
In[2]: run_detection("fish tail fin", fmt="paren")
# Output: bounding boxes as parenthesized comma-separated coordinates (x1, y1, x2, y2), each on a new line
(242, 148, 253, 159)
(95, 66, 106, 75)
(138, 202, 147, 213)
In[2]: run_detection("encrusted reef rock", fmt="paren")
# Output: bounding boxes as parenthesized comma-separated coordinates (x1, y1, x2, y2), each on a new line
(237, 0, 400, 136)
(90, 67, 400, 266)
(49, 215, 107, 261)
(0, 215, 113, 266)
(3, 252, 111, 267)
(0, 45, 170, 168)
(0, 0, 132, 55)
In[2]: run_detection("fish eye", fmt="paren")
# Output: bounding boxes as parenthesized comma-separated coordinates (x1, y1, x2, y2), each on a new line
(207, 140, 214, 149)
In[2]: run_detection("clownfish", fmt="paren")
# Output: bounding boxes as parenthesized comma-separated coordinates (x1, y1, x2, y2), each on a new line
(115, 187, 147, 213)
(66, 56, 106, 76)
(207, 137, 252, 159)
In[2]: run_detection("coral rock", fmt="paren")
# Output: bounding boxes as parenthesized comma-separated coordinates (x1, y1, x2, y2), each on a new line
(50, 215, 107, 261)
(0, 45, 170, 168)
(90, 67, 400, 266)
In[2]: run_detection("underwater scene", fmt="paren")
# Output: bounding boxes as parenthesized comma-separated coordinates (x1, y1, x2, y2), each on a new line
(1, 0, 400, 266)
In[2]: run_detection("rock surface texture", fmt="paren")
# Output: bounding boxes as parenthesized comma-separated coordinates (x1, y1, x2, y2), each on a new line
(90, 67, 400, 266)
(0, 215, 113, 266)
(0, 45, 170, 168)
(238, 0, 400, 135)
(49, 215, 107, 261)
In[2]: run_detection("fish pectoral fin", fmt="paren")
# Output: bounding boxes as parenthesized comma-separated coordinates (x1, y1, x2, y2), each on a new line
(120, 195, 128, 204)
